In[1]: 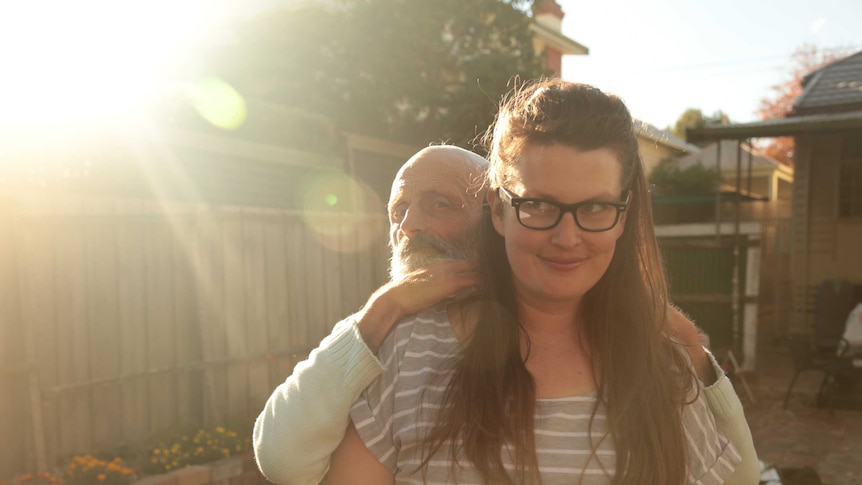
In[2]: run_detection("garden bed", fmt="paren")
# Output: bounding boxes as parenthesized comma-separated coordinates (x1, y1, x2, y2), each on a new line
(130, 452, 266, 485)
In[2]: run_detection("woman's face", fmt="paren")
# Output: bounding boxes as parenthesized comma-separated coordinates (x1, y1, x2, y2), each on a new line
(489, 143, 627, 313)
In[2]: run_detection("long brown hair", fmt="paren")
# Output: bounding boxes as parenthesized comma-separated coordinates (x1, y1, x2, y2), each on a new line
(421, 80, 694, 484)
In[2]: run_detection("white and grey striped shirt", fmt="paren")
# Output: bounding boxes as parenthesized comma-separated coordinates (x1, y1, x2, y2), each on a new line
(350, 306, 741, 484)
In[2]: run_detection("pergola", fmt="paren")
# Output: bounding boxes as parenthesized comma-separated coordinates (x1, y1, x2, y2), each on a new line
(684, 110, 862, 370)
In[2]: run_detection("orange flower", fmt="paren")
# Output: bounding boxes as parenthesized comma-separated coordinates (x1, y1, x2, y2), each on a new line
(97, 473, 106, 481)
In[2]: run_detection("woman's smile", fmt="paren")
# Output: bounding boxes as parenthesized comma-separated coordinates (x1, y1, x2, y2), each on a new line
(539, 254, 586, 271)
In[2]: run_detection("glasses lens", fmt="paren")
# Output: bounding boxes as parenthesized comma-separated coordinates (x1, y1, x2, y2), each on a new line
(575, 203, 619, 231)
(517, 200, 561, 229)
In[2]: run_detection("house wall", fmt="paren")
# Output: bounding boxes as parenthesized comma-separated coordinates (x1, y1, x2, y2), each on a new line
(791, 131, 862, 331)
(720, 174, 770, 200)
(637, 138, 679, 175)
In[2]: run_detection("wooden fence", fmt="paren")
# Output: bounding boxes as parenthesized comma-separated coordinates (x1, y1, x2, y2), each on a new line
(0, 199, 390, 477)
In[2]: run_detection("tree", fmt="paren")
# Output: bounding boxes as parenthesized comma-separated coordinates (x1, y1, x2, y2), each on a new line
(206, 0, 548, 149)
(648, 158, 722, 196)
(670, 108, 730, 146)
(756, 44, 851, 166)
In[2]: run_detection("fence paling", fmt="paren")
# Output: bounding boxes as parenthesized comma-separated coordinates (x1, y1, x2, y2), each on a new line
(3, 208, 388, 479)
(38, 348, 317, 396)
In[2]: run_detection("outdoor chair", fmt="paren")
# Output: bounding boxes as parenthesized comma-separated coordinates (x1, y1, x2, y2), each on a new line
(783, 334, 851, 408)
(813, 279, 856, 353)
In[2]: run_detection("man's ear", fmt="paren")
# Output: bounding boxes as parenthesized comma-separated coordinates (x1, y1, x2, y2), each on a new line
(486, 189, 505, 237)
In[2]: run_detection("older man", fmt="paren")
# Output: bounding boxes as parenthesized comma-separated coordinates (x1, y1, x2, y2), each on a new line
(254, 146, 488, 484)
(253, 145, 758, 485)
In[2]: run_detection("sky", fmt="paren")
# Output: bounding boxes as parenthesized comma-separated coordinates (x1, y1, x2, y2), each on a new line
(1, 0, 860, 132)
(557, 0, 862, 129)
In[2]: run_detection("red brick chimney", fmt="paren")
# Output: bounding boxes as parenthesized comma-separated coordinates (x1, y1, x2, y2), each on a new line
(533, 0, 566, 76)
(534, 0, 564, 20)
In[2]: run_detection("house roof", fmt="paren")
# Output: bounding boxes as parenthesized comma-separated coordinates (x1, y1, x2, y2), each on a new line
(686, 109, 862, 143)
(794, 51, 862, 114)
(633, 119, 700, 153)
(676, 140, 792, 177)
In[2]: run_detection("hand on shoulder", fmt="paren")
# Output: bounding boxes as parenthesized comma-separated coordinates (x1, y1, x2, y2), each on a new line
(357, 258, 481, 353)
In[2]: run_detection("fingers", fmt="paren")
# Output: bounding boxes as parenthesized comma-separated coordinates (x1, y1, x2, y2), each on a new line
(421, 258, 482, 293)
(389, 258, 483, 315)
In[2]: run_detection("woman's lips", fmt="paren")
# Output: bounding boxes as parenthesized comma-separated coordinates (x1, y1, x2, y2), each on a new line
(540, 256, 585, 271)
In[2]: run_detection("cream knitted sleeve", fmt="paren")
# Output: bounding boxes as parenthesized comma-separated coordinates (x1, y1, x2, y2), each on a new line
(703, 351, 760, 485)
(253, 317, 384, 485)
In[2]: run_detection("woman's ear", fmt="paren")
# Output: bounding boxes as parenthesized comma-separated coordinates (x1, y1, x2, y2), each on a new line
(487, 188, 506, 236)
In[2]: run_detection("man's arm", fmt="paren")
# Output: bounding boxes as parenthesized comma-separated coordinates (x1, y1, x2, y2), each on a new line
(667, 307, 760, 485)
(253, 259, 479, 485)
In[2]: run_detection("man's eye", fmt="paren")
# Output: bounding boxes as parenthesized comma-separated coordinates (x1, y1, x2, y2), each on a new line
(390, 206, 406, 222)
(431, 198, 455, 211)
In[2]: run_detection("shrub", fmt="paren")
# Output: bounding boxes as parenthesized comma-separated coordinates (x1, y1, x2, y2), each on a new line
(649, 158, 722, 196)
(64, 455, 135, 485)
(143, 425, 252, 474)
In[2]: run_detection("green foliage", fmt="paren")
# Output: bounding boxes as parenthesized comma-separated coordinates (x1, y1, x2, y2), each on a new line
(670, 108, 730, 146)
(649, 158, 722, 196)
(208, 0, 548, 149)
(141, 424, 252, 474)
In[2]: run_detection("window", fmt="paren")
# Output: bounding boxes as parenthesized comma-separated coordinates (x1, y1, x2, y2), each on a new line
(839, 132, 862, 217)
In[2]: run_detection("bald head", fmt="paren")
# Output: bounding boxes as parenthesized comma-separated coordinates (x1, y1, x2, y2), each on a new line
(387, 145, 488, 279)
(392, 146, 487, 199)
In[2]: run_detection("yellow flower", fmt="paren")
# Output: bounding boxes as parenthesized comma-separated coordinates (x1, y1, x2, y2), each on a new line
(216, 426, 225, 434)
(97, 474, 106, 481)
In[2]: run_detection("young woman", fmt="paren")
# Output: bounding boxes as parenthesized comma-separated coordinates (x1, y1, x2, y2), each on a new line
(328, 81, 749, 484)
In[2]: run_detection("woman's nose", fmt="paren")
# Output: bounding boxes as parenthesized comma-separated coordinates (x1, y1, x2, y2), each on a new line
(549, 212, 582, 247)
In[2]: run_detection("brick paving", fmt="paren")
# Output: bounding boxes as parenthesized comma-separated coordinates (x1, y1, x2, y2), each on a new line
(736, 343, 862, 485)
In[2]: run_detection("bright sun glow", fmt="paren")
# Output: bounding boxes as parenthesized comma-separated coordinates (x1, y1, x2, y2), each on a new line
(0, 0, 221, 128)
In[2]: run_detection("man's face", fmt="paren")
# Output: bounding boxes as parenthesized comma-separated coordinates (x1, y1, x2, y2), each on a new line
(387, 148, 484, 280)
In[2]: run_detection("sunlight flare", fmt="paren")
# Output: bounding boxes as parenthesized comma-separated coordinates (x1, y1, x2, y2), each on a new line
(0, 0, 219, 127)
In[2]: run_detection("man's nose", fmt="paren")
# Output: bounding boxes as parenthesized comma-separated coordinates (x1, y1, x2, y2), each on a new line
(550, 211, 583, 248)
(399, 207, 427, 236)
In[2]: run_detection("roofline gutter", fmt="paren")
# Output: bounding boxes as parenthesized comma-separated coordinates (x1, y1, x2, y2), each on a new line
(686, 111, 862, 142)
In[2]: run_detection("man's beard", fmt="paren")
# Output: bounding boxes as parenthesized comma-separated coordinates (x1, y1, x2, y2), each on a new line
(389, 232, 477, 281)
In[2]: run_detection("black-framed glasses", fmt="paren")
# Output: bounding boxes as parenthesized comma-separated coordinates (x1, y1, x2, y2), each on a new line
(497, 187, 630, 231)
